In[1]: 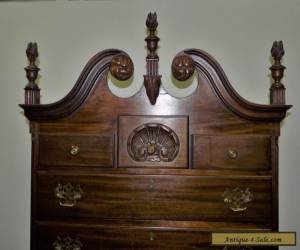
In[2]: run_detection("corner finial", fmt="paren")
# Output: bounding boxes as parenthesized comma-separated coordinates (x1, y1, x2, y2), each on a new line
(26, 42, 39, 66)
(270, 40, 286, 104)
(144, 12, 161, 105)
(24, 42, 40, 105)
(271, 40, 284, 63)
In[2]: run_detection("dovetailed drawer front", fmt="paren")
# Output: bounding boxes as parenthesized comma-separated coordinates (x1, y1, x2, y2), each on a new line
(192, 135, 271, 169)
(39, 134, 114, 167)
(36, 223, 224, 250)
(37, 173, 272, 222)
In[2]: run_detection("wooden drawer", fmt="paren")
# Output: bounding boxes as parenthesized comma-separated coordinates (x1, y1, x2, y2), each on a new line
(36, 173, 272, 222)
(35, 222, 224, 250)
(192, 135, 271, 169)
(39, 134, 114, 167)
(35, 222, 274, 250)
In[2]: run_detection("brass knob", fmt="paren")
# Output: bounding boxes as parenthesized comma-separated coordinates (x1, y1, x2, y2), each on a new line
(54, 183, 83, 207)
(53, 236, 83, 250)
(227, 149, 238, 159)
(70, 145, 79, 156)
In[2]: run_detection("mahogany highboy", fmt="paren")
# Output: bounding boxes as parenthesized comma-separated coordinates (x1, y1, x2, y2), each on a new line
(20, 13, 291, 250)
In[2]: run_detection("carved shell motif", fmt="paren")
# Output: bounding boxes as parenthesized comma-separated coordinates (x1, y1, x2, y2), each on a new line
(127, 123, 180, 162)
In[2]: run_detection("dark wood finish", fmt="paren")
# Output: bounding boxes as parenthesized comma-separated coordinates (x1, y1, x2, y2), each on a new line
(118, 116, 188, 168)
(19, 13, 291, 250)
(36, 172, 272, 222)
(36, 221, 272, 250)
(39, 133, 114, 167)
(192, 135, 271, 170)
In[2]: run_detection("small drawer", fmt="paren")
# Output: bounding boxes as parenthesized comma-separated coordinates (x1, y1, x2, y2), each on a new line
(192, 135, 271, 169)
(36, 173, 272, 222)
(39, 133, 114, 167)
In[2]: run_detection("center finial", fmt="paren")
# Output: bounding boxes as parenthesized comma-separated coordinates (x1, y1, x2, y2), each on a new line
(144, 12, 161, 105)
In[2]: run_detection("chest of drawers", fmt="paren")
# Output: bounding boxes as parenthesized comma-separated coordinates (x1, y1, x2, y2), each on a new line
(20, 13, 291, 250)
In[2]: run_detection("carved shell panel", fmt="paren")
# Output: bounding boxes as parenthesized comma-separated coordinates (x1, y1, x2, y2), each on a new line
(127, 123, 180, 162)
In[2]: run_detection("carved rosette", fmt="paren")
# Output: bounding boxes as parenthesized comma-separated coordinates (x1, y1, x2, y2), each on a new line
(172, 54, 195, 81)
(127, 123, 180, 162)
(109, 54, 134, 81)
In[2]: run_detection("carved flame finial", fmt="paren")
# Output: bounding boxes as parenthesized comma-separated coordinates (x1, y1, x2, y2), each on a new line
(26, 42, 39, 66)
(144, 12, 161, 105)
(24, 42, 40, 105)
(270, 40, 286, 105)
(271, 40, 285, 63)
(146, 12, 158, 33)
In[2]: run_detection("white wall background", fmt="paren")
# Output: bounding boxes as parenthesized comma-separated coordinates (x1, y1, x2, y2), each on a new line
(0, 0, 299, 249)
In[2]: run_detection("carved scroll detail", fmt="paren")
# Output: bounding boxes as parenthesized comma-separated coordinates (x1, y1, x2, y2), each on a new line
(127, 123, 180, 162)
(172, 54, 195, 81)
(110, 54, 134, 81)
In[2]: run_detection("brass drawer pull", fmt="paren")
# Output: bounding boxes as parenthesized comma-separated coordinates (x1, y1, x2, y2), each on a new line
(54, 183, 83, 207)
(53, 236, 83, 250)
(227, 148, 238, 159)
(70, 145, 80, 156)
(223, 187, 253, 212)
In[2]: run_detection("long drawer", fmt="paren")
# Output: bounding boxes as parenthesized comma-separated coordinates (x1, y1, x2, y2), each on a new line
(36, 224, 210, 250)
(35, 221, 273, 250)
(36, 173, 272, 222)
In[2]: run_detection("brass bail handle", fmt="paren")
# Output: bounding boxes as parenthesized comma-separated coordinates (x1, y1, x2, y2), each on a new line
(53, 236, 83, 250)
(223, 187, 253, 212)
(54, 183, 83, 207)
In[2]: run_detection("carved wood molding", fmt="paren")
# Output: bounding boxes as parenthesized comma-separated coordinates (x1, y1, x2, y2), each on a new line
(183, 49, 291, 121)
(20, 13, 291, 122)
(20, 49, 131, 121)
